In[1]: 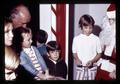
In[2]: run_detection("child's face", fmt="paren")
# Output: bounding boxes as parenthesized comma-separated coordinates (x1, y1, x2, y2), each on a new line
(22, 33, 32, 48)
(48, 50, 60, 61)
(4, 23, 14, 46)
(82, 25, 93, 36)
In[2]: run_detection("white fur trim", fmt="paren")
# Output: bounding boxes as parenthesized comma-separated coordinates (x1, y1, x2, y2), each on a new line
(107, 11, 115, 19)
(100, 59, 116, 72)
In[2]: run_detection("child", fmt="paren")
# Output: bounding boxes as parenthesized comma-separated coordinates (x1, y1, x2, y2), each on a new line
(12, 27, 53, 80)
(72, 14, 102, 80)
(43, 41, 67, 79)
(5, 46, 20, 80)
(35, 29, 48, 57)
(4, 18, 34, 80)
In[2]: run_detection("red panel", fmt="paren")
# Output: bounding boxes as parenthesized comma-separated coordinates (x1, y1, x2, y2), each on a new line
(56, 4, 66, 60)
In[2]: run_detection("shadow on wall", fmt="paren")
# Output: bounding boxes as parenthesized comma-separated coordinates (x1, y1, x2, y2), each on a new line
(92, 25, 102, 36)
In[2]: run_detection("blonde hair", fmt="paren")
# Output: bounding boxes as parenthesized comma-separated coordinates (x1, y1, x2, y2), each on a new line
(5, 46, 20, 70)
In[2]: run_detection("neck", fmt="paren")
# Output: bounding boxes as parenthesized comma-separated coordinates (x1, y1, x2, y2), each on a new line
(49, 58, 57, 64)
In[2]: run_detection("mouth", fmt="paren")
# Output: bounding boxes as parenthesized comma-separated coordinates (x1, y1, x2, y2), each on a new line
(9, 40, 12, 42)
(54, 57, 59, 59)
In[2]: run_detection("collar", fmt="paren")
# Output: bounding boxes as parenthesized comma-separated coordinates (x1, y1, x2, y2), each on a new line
(49, 58, 57, 64)
(23, 46, 33, 54)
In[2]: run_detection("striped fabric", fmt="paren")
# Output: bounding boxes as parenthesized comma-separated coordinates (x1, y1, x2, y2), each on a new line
(75, 65, 98, 80)
(24, 47, 43, 80)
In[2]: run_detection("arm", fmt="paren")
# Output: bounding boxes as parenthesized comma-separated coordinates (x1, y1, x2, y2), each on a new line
(20, 53, 38, 76)
(86, 53, 101, 67)
(91, 53, 101, 63)
(20, 53, 53, 80)
(34, 47, 48, 71)
(73, 53, 82, 65)
(72, 37, 82, 66)
(32, 46, 48, 70)
(34, 47, 55, 79)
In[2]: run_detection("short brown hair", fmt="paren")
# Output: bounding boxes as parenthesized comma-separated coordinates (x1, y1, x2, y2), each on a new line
(79, 14, 95, 29)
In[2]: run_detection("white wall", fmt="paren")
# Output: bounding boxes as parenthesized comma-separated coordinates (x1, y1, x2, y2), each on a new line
(39, 4, 52, 42)
(74, 4, 110, 36)
(89, 4, 110, 27)
(74, 4, 90, 36)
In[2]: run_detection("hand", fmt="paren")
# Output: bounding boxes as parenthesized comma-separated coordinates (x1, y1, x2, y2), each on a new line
(74, 59, 82, 66)
(37, 72, 47, 80)
(109, 70, 116, 79)
(44, 70, 55, 80)
(54, 76, 65, 80)
(45, 75, 55, 80)
(86, 60, 93, 68)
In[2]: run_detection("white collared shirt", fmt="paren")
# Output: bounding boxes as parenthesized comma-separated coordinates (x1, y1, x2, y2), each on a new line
(72, 33, 102, 66)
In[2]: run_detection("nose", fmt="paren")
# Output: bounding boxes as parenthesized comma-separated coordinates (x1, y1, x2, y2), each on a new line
(54, 50, 59, 54)
(30, 39, 33, 43)
(10, 30, 14, 38)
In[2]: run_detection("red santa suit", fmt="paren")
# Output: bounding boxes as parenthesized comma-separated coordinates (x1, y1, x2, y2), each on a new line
(96, 4, 116, 80)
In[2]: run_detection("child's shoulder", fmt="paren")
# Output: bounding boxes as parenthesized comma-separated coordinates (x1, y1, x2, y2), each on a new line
(31, 46, 38, 49)
(91, 34, 100, 40)
(58, 59, 66, 64)
(74, 34, 83, 39)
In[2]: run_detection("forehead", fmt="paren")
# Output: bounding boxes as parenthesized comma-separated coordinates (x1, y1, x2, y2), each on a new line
(83, 24, 93, 28)
(22, 33, 31, 38)
(18, 12, 30, 24)
(17, 6, 31, 22)
(49, 50, 60, 52)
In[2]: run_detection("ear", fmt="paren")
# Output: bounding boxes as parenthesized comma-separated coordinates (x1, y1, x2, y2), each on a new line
(47, 52, 50, 57)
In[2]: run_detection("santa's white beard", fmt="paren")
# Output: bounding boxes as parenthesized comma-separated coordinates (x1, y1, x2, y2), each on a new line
(99, 20, 116, 50)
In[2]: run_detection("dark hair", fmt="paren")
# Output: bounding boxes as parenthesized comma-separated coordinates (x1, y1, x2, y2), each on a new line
(46, 41, 61, 52)
(4, 17, 12, 25)
(35, 29, 48, 44)
(79, 14, 95, 29)
(12, 27, 31, 54)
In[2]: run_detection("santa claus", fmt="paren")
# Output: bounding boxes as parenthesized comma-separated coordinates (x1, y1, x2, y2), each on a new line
(96, 4, 116, 80)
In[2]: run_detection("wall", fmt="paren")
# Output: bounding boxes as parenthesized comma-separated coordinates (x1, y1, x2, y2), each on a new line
(74, 4, 110, 36)
(39, 4, 52, 42)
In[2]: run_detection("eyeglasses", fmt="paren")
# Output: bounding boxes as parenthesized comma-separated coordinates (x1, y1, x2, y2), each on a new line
(108, 18, 115, 21)
(108, 18, 116, 25)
